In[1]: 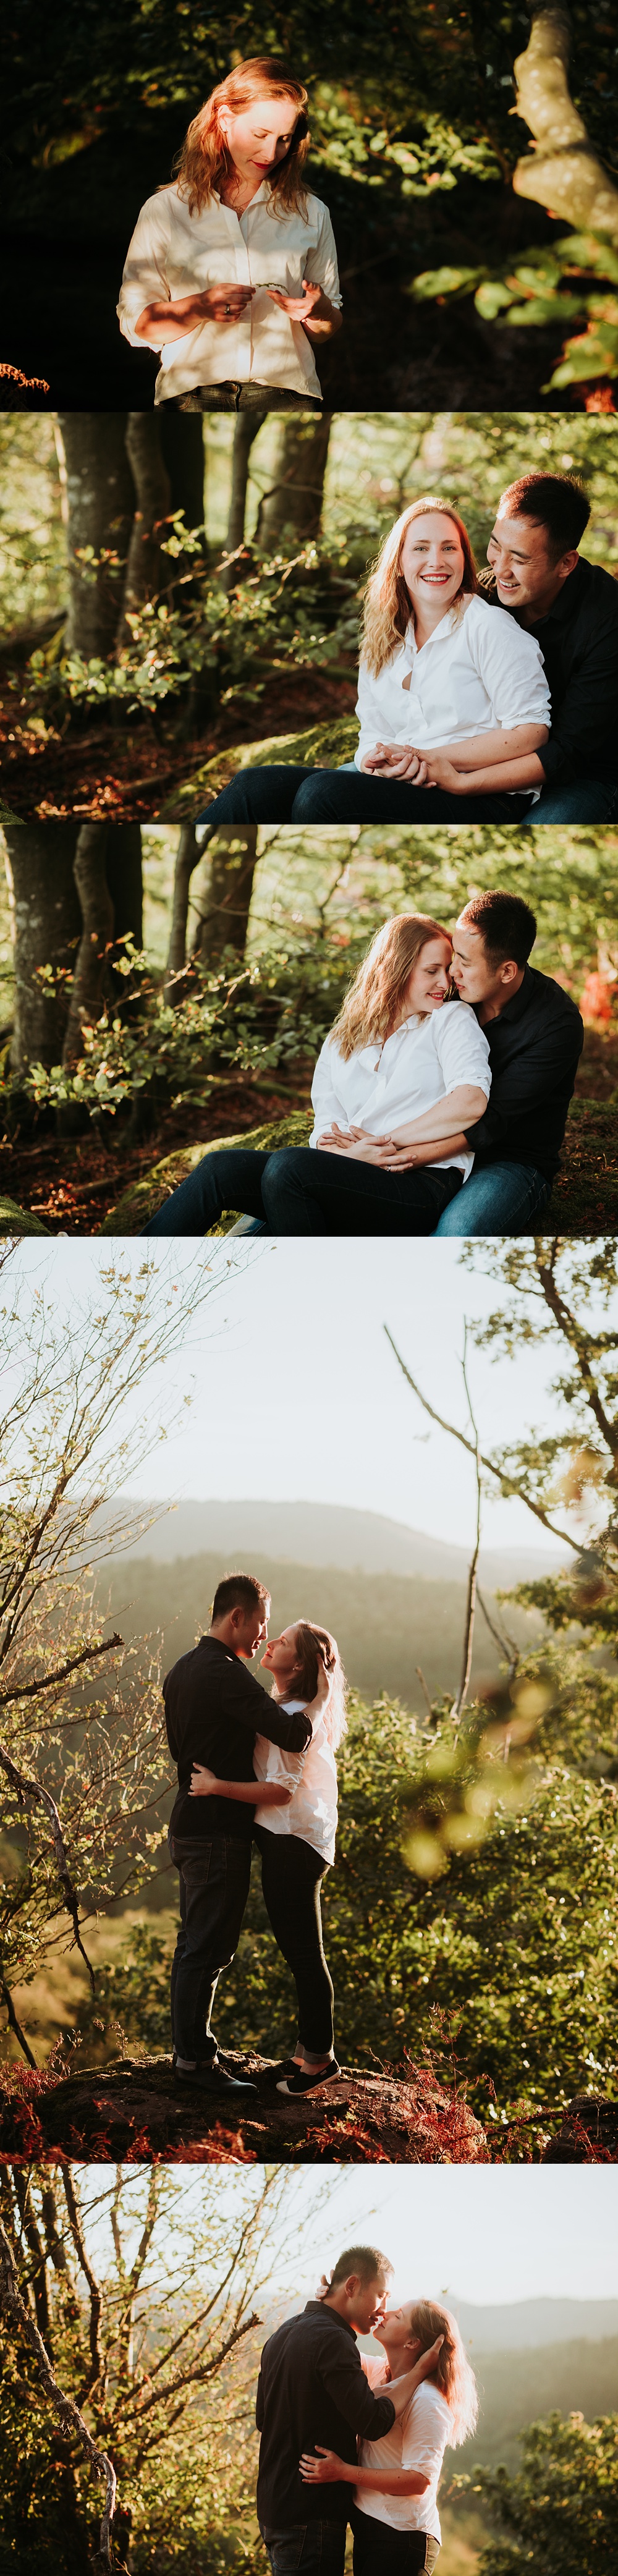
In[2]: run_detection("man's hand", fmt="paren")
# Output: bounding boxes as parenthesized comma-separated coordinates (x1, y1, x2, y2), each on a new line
(190, 1762, 218, 1797)
(300, 2447, 346, 2485)
(419, 749, 468, 794)
(361, 744, 434, 784)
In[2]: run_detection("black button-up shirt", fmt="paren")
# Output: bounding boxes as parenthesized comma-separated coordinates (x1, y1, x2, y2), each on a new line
(164, 1634, 311, 1840)
(256, 2301, 396, 2535)
(464, 965, 583, 1182)
(483, 556, 618, 785)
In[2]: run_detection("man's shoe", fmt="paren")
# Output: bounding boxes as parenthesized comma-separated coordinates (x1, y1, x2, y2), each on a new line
(174, 2059, 257, 2095)
(276, 2061, 341, 2096)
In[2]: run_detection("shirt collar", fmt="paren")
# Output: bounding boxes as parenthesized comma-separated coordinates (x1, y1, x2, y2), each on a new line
(213, 177, 272, 211)
(402, 605, 462, 661)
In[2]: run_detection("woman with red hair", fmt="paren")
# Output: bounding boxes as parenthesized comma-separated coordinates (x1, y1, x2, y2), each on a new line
(118, 56, 342, 409)
(198, 497, 552, 823)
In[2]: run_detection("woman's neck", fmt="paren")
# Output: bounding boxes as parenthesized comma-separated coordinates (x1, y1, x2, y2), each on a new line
(219, 163, 266, 212)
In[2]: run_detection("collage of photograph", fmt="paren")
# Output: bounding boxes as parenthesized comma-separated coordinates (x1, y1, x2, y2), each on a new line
(1, 4, 617, 2572)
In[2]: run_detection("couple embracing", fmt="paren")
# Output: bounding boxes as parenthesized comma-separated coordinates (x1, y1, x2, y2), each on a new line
(256, 2243, 478, 2575)
(146, 888, 583, 1240)
(164, 1570, 346, 2097)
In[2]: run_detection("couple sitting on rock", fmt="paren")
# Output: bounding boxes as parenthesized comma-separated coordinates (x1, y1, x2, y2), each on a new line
(256, 2243, 478, 2576)
(165, 1569, 346, 2098)
(197, 468, 618, 827)
(146, 889, 583, 1240)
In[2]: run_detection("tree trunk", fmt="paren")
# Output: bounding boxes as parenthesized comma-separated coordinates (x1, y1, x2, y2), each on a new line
(61, 824, 144, 1075)
(226, 410, 268, 554)
(116, 418, 172, 645)
(513, 5, 618, 239)
(4, 826, 80, 1078)
(158, 413, 205, 533)
(164, 826, 202, 993)
(191, 828, 259, 965)
(254, 415, 332, 547)
(56, 417, 135, 658)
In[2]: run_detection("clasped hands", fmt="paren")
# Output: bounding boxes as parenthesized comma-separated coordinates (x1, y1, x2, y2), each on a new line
(362, 742, 465, 792)
(316, 1121, 418, 1170)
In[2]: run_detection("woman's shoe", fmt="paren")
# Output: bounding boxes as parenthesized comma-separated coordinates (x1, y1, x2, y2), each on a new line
(276, 2061, 341, 2096)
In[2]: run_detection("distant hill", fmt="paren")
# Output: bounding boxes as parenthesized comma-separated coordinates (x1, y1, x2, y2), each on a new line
(95, 1546, 545, 1708)
(108, 1496, 564, 1590)
(449, 2297, 618, 2350)
(455, 2337, 618, 2470)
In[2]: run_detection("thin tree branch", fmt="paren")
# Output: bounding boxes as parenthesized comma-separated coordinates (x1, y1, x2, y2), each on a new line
(383, 1325, 580, 1551)
(0, 1633, 123, 1709)
(452, 1323, 481, 1721)
(0, 1975, 38, 2068)
(131, 2311, 260, 2419)
(512, 6, 618, 241)
(61, 2169, 106, 2400)
(0, 2212, 116, 2570)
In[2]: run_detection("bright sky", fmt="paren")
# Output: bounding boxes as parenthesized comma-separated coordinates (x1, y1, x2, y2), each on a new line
(82, 2163, 618, 2308)
(11, 1237, 601, 1556)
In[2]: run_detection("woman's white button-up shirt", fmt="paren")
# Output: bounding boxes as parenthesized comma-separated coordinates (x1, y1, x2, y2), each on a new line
(354, 591, 550, 794)
(310, 1001, 491, 1180)
(117, 179, 341, 402)
(253, 1698, 338, 1863)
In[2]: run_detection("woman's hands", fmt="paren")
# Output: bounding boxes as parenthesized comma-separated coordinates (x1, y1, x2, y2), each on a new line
(266, 280, 323, 319)
(190, 1763, 218, 1797)
(300, 2448, 347, 2485)
(316, 1122, 397, 1164)
(361, 744, 434, 784)
(134, 283, 255, 341)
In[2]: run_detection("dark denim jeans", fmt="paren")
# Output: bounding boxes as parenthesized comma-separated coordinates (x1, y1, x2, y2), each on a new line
(521, 777, 618, 826)
(255, 1828, 334, 2053)
(172, 383, 323, 412)
(198, 765, 533, 827)
(433, 1158, 551, 1237)
(263, 2525, 347, 2576)
(169, 1832, 252, 2061)
(144, 1143, 464, 1239)
(350, 2509, 439, 2576)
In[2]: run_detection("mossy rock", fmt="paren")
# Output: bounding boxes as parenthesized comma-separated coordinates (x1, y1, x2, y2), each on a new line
(100, 1108, 313, 1234)
(157, 716, 358, 820)
(0, 1195, 50, 1235)
(0, 801, 22, 824)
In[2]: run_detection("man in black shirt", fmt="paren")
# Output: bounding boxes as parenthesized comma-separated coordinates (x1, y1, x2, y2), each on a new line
(256, 2244, 431, 2576)
(483, 470, 618, 826)
(164, 1569, 311, 2093)
(428, 890, 583, 1235)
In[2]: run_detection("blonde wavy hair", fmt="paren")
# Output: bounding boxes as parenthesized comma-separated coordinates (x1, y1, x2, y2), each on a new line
(360, 496, 479, 677)
(273, 1622, 348, 1753)
(329, 913, 452, 1062)
(172, 57, 311, 219)
(404, 2300, 478, 2446)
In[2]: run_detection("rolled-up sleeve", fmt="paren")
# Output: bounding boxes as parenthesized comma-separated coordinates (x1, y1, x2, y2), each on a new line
(434, 1002, 491, 1101)
(470, 600, 551, 728)
(310, 1037, 345, 1145)
(304, 206, 342, 308)
(118, 196, 172, 347)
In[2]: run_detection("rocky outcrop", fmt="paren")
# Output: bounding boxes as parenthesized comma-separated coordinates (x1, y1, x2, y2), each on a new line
(99, 1109, 313, 1232)
(541, 2093, 618, 2161)
(0, 2051, 488, 2164)
(157, 718, 358, 821)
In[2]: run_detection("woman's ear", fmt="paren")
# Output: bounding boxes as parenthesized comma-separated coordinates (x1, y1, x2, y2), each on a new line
(404, 2335, 422, 2358)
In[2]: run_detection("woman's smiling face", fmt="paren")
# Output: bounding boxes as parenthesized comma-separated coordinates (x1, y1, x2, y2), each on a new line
(399, 511, 465, 616)
(400, 935, 453, 1017)
(219, 96, 299, 175)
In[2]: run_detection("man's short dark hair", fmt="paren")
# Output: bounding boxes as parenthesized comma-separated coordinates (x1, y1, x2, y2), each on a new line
(459, 891, 536, 969)
(497, 472, 590, 560)
(211, 1572, 270, 1622)
(328, 2245, 393, 2290)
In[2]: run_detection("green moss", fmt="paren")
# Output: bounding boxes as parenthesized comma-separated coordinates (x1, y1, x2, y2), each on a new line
(100, 1108, 313, 1234)
(157, 716, 358, 820)
(0, 1196, 50, 1235)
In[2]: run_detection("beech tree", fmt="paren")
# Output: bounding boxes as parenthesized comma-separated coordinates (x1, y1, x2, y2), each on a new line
(3, 825, 143, 1097)
(56, 415, 205, 660)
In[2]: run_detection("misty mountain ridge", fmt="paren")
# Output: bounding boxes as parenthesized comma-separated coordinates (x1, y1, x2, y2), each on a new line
(104, 1496, 564, 1588)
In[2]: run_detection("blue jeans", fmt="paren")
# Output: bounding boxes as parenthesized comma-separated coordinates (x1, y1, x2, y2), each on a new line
(198, 766, 533, 826)
(522, 778, 618, 825)
(169, 1832, 252, 2061)
(144, 1142, 464, 1237)
(434, 1159, 551, 1235)
(264, 2526, 347, 2575)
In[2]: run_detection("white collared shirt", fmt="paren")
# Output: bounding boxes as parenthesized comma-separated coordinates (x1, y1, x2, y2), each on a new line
(357, 2359, 452, 2540)
(117, 179, 341, 402)
(253, 1698, 337, 1863)
(310, 1001, 491, 1179)
(354, 592, 550, 797)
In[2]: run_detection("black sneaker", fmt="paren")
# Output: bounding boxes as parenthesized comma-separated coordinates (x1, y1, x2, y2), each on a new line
(174, 2060, 257, 2095)
(276, 2061, 341, 2096)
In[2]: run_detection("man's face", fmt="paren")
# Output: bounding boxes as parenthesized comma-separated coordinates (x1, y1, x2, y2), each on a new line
(451, 922, 499, 1006)
(486, 510, 578, 616)
(235, 1598, 271, 1659)
(347, 2271, 390, 2336)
